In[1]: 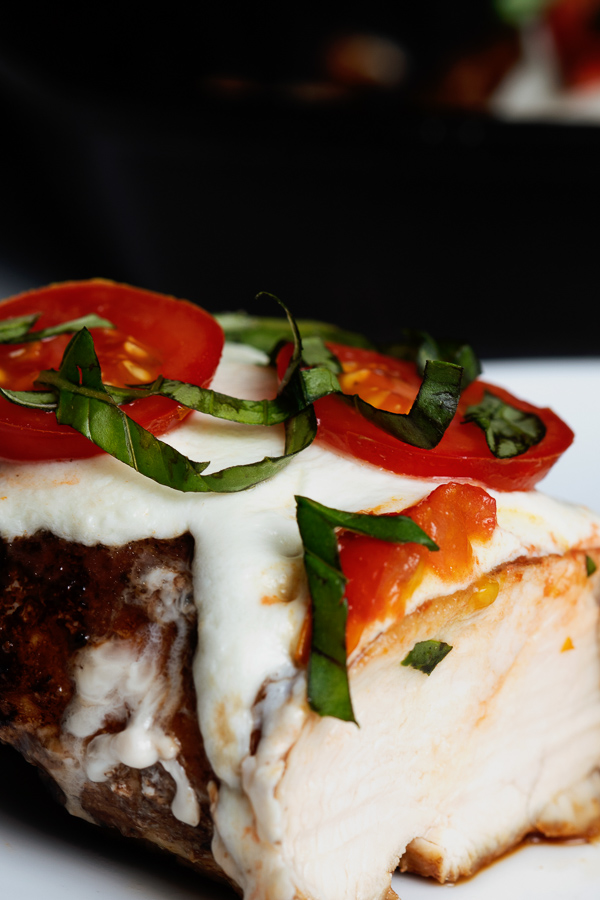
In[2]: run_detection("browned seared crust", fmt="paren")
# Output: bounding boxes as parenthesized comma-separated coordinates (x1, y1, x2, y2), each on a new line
(0, 531, 227, 886)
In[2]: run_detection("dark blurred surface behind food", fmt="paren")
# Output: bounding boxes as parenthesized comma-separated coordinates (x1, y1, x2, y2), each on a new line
(0, 3, 599, 358)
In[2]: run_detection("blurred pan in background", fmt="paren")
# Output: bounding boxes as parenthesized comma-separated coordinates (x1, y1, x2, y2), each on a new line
(0, 2, 599, 358)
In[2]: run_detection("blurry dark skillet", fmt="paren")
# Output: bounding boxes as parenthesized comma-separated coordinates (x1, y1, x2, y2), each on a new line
(0, 5, 599, 360)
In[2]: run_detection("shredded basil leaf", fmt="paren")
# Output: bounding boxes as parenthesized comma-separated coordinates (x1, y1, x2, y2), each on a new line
(343, 358, 463, 450)
(0, 313, 114, 344)
(448, 342, 482, 390)
(277, 298, 322, 459)
(382, 330, 481, 390)
(0, 314, 40, 343)
(464, 390, 546, 459)
(586, 555, 597, 577)
(217, 310, 481, 392)
(296, 496, 438, 722)
(300, 336, 342, 374)
(113, 377, 297, 425)
(215, 309, 374, 356)
(103, 364, 340, 425)
(401, 640, 453, 675)
(221, 307, 481, 389)
(36, 329, 304, 493)
(0, 387, 57, 409)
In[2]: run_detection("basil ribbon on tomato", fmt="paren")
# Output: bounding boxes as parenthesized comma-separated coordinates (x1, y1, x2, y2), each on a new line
(0, 312, 115, 344)
(0, 281, 224, 461)
(463, 390, 547, 459)
(314, 344, 573, 492)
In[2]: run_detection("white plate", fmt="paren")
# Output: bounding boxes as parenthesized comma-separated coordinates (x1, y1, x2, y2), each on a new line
(2, 358, 600, 900)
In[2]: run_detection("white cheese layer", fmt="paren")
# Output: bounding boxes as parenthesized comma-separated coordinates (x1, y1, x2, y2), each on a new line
(1, 343, 599, 894)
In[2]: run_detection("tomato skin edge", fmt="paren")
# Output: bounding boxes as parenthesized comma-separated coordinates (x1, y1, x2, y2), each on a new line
(315, 396, 572, 491)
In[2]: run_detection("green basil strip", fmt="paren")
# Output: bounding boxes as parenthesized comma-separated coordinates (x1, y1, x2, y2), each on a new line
(343, 358, 463, 450)
(446, 342, 482, 390)
(300, 336, 342, 374)
(381, 330, 481, 390)
(278, 300, 321, 458)
(116, 378, 296, 425)
(0, 387, 57, 410)
(0, 314, 40, 342)
(0, 313, 114, 344)
(36, 329, 305, 493)
(215, 309, 374, 355)
(113, 364, 340, 416)
(401, 640, 453, 675)
(463, 390, 546, 459)
(215, 308, 480, 390)
(284, 404, 318, 457)
(296, 495, 438, 723)
(586, 555, 597, 577)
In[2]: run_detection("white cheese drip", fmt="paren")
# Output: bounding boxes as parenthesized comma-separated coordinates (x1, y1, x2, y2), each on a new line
(2, 343, 600, 896)
(65, 636, 200, 828)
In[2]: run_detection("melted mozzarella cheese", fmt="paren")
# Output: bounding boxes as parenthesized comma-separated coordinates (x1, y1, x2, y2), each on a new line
(66, 636, 201, 827)
(1, 343, 600, 896)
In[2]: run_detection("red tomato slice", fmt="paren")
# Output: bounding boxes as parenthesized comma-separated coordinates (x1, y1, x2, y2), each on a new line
(0, 280, 224, 461)
(279, 343, 574, 492)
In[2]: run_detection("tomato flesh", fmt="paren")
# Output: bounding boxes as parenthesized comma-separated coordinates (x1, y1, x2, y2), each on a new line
(0, 328, 163, 392)
(0, 280, 224, 461)
(340, 482, 497, 654)
(313, 344, 574, 492)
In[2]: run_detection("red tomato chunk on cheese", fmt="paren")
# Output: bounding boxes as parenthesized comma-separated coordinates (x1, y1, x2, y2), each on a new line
(339, 483, 497, 654)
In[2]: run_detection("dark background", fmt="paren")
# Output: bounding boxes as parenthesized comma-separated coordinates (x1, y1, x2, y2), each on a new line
(0, 5, 598, 359)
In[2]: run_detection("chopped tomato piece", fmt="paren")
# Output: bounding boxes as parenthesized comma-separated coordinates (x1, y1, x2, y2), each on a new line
(339, 483, 497, 654)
